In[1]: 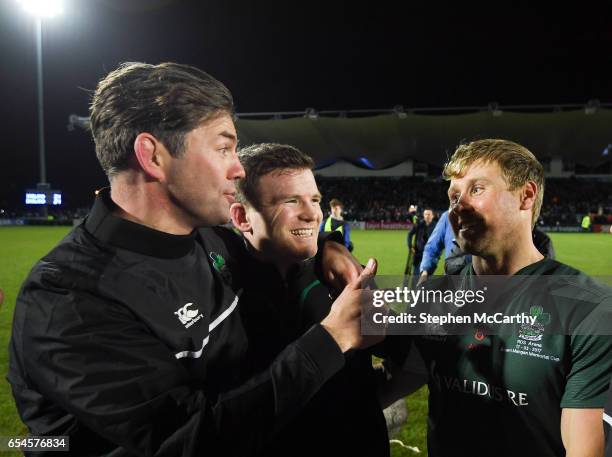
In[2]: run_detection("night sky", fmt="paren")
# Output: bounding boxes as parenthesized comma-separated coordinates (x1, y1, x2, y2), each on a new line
(1, 0, 611, 211)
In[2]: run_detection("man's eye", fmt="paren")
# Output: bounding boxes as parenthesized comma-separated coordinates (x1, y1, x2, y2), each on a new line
(218, 147, 229, 155)
(471, 186, 484, 195)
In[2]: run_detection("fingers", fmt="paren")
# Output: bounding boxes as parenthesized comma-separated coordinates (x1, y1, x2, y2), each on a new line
(323, 258, 383, 352)
(364, 257, 377, 279)
(417, 271, 429, 287)
(331, 258, 362, 291)
(344, 258, 363, 284)
(346, 258, 377, 291)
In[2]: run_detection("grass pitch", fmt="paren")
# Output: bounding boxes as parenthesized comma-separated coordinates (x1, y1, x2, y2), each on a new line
(0, 227, 610, 456)
(0, 227, 72, 443)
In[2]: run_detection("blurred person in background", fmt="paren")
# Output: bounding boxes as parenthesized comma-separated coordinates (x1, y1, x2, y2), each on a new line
(406, 207, 437, 287)
(321, 198, 353, 252)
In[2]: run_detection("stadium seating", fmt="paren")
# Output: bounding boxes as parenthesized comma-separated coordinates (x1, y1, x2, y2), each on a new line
(315, 176, 612, 226)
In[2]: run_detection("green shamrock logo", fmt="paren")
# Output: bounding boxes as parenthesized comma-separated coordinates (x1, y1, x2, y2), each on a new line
(210, 252, 226, 272)
(530, 306, 551, 325)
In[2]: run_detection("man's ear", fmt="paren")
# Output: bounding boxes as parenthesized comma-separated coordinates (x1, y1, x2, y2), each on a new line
(133, 133, 166, 180)
(230, 203, 252, 233)
(520, 180, 538, 212)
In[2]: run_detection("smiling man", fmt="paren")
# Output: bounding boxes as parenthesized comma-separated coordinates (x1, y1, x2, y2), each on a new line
(409, 139, 612, 457)
(231, 143, 323, 276)
(8, 63, 378, 457)
(230, 143, 390, 457)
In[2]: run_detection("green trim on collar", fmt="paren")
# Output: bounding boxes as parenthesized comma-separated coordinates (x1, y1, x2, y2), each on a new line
(299, 279, 321, 306)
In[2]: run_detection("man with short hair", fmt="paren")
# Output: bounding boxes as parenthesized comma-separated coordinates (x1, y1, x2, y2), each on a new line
(8, 62, 377, 457)
(408, 139, 612, 457)
(406, 207, 436, 287)
(321, 198, 353, 251)
(230, 143, 389, 457)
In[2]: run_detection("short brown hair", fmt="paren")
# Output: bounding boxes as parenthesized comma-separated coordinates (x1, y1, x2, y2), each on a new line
(329, 199, 343, 208)
(90, 62, 233, 177)
(236, 143, 315, 207)
(443, 139, 544, 227)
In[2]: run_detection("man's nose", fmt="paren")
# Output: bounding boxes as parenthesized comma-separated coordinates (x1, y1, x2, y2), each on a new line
(450, 191, 471, 212)
(229, 156, 245, 180)
(300, 203, 318, 221)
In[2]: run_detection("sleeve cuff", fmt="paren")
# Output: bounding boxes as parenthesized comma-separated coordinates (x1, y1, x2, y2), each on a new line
(314, 230, 345, 282)
(296, 324, 345, 382)
(317, 229, 344, 247)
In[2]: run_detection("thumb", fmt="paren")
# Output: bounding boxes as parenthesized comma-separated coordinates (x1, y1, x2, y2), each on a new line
(345, 258, 377, 291)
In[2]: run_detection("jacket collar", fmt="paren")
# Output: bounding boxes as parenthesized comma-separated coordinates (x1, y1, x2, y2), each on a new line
(84, 188, 197, 258)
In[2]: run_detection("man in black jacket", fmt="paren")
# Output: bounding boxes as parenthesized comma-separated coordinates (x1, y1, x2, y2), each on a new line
(407, 207, 437, 287)
(230, 143, 389, 457)
(8, 62, 379, 457)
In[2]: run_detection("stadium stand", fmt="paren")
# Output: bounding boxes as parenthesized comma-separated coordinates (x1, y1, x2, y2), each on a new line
(58, 106, 611, 230)
(1, 177, 610, 229)
(315, 176, 612, 227)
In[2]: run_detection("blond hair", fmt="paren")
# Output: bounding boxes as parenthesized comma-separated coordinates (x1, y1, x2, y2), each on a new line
(443, 139, 544, 228)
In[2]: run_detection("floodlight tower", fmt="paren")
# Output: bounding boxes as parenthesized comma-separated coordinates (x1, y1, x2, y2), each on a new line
(18, 0, 63, 203)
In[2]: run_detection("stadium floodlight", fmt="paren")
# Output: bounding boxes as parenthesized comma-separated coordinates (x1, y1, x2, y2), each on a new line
(17, 0, 63, 18)
(17, 0, 63, 216)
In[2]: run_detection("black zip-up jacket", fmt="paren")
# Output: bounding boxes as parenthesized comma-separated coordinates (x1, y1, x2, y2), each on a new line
(407, 220, 437, 260)
(8, 189, 344, 457)
(239, 254, 390, 457)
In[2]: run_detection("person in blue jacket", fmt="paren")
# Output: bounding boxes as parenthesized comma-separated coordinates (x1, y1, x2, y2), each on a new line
(418, 210, 470, 282)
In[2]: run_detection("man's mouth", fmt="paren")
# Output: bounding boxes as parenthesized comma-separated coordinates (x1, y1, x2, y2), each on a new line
(290, 228, 314, 237)
(457, 220, 478, 234)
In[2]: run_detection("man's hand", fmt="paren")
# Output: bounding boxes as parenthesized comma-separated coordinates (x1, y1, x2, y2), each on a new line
(417, 271, 429, 286)
(321, 239, 362, 291)
(321, 258, 384, 352)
